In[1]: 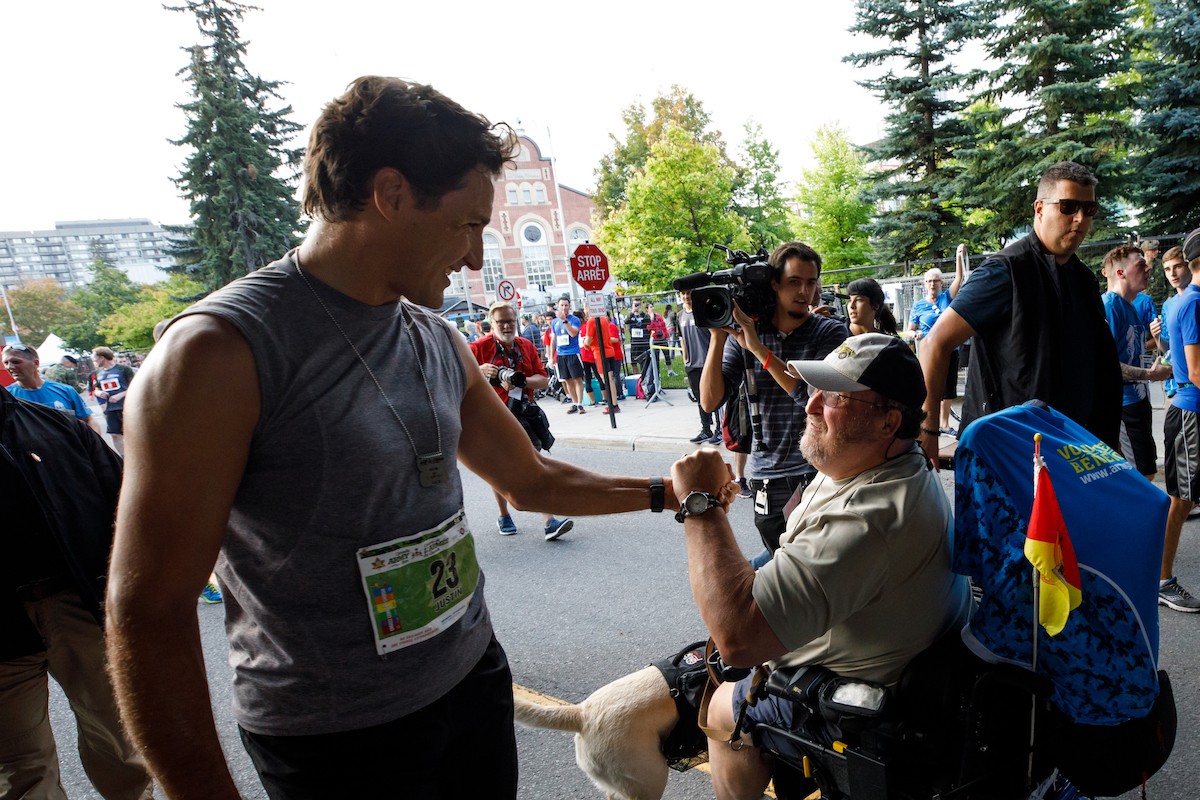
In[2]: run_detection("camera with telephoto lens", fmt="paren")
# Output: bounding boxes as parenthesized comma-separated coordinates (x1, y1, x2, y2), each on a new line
(672, 245, 776, 329)
(493, 367, 526, 388)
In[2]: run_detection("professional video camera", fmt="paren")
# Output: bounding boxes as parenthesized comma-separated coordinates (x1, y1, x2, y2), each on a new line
(671, 245, 776, 328)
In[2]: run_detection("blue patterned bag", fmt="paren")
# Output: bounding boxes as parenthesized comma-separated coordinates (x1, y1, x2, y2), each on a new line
(954, 402, 1166, 725)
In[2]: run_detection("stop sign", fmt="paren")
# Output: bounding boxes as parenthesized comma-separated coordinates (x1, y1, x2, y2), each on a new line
(570, 243, 610, 292)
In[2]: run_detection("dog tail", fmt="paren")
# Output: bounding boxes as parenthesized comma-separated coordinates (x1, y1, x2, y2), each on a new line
(512, 690, 584, 733)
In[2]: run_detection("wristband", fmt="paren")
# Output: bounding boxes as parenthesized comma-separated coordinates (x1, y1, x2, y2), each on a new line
(920, 426, 940, 436)
(763, 352, 773, 371)
(649, 476, 665, 513)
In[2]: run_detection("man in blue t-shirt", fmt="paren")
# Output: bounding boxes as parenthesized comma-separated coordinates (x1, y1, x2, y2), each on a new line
(1160, 246, 1190, 401)
(3, 343, 103, 436)
(1160, 228, 1200, 612)
(550, 297, 586, 413)
(908, 251, 965, 434)
(1101, 246, 1171, 480)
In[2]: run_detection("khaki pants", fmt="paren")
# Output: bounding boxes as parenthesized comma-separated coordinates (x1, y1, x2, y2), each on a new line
(0, 589, 153, 800)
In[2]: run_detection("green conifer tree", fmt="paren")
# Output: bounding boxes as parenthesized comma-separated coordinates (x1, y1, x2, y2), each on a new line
(846, 0, 982, 264)
(1136, 1, 1200, 234)
(957, 0, 1144, 244)
(166, 0, 304, 291)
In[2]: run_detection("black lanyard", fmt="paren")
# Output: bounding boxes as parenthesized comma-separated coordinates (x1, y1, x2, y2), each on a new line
(492, 340, 523, 370)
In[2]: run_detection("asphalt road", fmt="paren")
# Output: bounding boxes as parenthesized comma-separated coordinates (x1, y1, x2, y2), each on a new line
(49, 445, 1199, 799)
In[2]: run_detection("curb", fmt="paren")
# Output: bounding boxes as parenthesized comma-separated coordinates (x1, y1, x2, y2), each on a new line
(552, 433, 707, 454)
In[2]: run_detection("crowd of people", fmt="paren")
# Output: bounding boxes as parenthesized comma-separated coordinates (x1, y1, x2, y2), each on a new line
(2, 73, 1195, 800)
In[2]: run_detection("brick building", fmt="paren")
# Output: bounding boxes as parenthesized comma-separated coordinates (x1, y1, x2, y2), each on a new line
(448, 133, 596, 312)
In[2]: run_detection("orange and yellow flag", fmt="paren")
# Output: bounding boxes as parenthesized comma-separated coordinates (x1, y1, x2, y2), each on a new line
(1025, 445, 1083, 636)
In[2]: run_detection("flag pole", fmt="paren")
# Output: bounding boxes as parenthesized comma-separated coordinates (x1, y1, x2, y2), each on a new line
(1028, 432, 1042, 787)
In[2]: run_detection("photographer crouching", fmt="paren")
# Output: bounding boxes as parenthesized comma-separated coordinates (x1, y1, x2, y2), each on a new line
(469, 301, 574, 540)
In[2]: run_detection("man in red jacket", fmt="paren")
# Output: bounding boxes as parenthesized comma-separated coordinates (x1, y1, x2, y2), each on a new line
(469, 301, 573, 540)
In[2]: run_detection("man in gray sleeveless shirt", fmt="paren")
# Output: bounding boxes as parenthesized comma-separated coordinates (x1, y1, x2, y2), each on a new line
(105, 77, 682, 800)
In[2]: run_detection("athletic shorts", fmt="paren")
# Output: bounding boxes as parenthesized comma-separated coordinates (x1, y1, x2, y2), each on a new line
(555, 353, 584, 381)
(943, 349, 961, 400)
(1164, 405, 1200, 502)
(730, 670, 818, 794)
(1119, 396, 1157, 476)
(104, 408, 125, 435)
(239, 635, 517, 800)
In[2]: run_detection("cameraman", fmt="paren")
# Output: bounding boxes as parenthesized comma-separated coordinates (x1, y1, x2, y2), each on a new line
(469, 302, 574, 541)
(699, 242, 848, 556)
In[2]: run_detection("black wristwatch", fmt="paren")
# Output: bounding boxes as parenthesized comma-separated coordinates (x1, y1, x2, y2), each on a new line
(675, 491, 721, 523)
(649, 476, 665, 513)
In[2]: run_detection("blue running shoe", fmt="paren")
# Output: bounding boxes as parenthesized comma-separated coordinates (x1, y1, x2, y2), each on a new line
(544, 517, 573, 541)
(498, 515, 518, 535)
(200, 582, 224, 604)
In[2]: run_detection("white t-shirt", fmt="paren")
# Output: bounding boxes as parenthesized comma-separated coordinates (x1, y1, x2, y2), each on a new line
(752, 449, 972, 685)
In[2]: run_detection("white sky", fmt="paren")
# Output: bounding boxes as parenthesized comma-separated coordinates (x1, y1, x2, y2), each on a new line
(0, 1, 894, 232)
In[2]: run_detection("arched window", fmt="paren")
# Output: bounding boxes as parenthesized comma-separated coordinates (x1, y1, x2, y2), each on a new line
(534, 183, 547, 204)
(506, 184, 518, 205)
(568, 227, 589, 255)
(482, 234, 504, 293)
(520, 222, 552, 288)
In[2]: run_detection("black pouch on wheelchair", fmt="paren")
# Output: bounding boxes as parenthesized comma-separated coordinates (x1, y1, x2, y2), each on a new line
(761, 665, 892, 748)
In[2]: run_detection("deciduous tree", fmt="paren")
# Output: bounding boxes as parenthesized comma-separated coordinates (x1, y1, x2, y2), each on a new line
(791, 125, 874, 271)
(594, 86, 729, 217)
(98, 274, 206, 350)
(4, 279, 92, 349)
(732, 122, 794, 248)
(595, 126, 749, 291)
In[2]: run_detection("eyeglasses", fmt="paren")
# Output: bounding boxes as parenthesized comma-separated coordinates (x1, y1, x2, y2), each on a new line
(6, 344, 31, 352)
(493, 318, 518, 326)
(1039, 198, 1100, 217)
(817, 390, 894, 411)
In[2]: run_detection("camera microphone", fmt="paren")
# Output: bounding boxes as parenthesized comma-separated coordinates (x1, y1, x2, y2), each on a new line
(671, 271, 714, 292)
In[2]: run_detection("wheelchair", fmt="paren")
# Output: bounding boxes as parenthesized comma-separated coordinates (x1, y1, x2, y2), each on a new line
(738, 631, 1175, 800)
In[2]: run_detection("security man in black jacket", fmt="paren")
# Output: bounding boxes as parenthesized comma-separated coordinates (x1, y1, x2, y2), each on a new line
(0, 389, 153, 799)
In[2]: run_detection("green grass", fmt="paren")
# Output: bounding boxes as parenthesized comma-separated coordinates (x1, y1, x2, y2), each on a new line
(618, 354, 687, 389)
(660, 356, 687, 389)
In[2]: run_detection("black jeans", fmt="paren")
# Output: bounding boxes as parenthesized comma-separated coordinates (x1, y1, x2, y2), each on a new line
(239, 634, 517, 800)
(751, 473, 814, 553)
(686, 367, 714, 431)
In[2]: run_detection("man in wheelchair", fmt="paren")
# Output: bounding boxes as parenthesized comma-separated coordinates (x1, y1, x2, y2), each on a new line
(670, 333, 973, 800)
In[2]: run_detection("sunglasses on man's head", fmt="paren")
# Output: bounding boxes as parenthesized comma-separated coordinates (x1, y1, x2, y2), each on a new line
(1039, 198, 1100, 217)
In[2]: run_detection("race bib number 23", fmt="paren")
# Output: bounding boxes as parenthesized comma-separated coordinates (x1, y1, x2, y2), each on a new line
(356, 509, 480, 655)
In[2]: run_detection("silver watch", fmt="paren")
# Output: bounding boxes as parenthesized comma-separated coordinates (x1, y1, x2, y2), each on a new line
(675, 491, 721, 523)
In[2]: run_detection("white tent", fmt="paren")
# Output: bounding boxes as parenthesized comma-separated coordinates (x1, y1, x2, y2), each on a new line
(35, 333, 70, 367)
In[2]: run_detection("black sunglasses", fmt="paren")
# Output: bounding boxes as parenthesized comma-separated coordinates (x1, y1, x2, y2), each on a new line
(1039, 198, 1100, 217)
